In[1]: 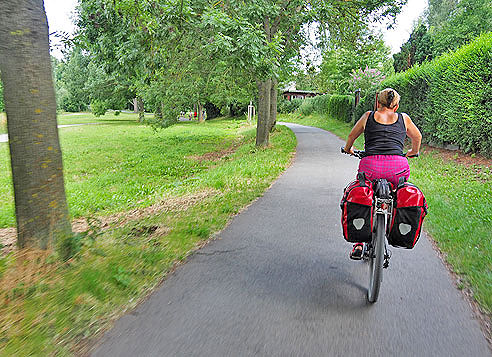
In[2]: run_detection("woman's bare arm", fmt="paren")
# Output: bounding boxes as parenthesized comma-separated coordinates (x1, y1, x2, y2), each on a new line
(344, 111, 369, 154)
(403, 114, 422, 157)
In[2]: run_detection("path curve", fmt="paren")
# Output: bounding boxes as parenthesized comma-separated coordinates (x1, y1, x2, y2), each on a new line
(92, 123, 490, 356)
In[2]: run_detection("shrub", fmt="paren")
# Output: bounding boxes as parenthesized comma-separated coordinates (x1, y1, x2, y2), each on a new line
(114, 110, 121, 116)
(379, 32, 492, 155)
(91, 99, 107, 117)
(310, 94, 331, 115)
(277, 97, 302, 114)
(294, 94, 354, 122)
(298, 97, 315, 116)
(327, 95, 354, 123)
(349, 66, 386, 95)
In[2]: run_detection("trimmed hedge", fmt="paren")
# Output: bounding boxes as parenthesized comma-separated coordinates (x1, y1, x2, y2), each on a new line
(296, 93, 353, 122)
(328, 95, 354, 123)
(370, 32, 492, 155)
(278, 97, 303, 114)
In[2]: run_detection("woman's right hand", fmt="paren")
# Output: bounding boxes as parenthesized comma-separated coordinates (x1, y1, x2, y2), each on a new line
(344, 146, 355, 155)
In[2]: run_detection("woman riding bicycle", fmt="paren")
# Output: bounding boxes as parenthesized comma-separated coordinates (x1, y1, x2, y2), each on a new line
(343, 88, 422, 259)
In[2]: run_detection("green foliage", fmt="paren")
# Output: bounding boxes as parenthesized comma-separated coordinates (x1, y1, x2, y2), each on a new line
(296, 94, 353, 122)
(277, 97, 302, 114)
(382, 33, 492, 155)
(54, 49, 90, 112)
(90, 99, 107, 117)
(393, 23, 433, 72)
(298, 97, 315, 116)
(393, 0, 491, 72)
(75, 0, 405, 130)
(349, 67, 386, 95)
(318, 30, 393, 94)
(310, 94, 331, 115)
(327, 95, 354, 123)
(429, 0, 492, 57)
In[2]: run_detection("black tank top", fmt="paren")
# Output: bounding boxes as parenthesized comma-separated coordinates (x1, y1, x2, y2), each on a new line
(364, 111, 406, 156)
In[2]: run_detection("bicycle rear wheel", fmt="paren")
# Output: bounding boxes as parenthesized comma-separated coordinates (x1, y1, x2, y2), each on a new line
(368, 214, 385, 303)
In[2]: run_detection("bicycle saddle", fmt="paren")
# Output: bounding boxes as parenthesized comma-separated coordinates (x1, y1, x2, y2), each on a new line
(374, 179, 392, 199)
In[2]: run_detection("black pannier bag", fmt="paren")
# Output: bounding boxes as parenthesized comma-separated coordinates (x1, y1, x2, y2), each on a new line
(388, 179, 428, 249)
(340, 172, 374, 243)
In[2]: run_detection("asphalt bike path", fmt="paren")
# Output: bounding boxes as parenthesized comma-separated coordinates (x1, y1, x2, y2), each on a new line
(92, 123, 490, 356)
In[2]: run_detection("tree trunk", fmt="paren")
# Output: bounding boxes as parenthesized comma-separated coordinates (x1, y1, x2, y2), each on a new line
(155, 102, 162, 120)
(0, 0, 72, 249)
(268, 77, 278, 133)
(198, 102, 204, 123)
(137, 96, 144, 122)
(132, 98, 138, 112)
(256, 79, 272, 147)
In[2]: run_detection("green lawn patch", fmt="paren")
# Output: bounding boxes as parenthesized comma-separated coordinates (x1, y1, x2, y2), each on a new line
(1, 114, 234, 227)
(280, 113, 492, 316)
(0, 116, 296, 355)
(0, 111, 150, 134)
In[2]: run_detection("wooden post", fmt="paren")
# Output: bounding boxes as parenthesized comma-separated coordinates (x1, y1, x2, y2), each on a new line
(247, 101, 255, 124)
(354, 88, 361, 107)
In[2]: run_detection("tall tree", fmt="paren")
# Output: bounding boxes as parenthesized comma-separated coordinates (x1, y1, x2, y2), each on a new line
(318, 30, 393, 93)
(205, 0, 404, 146)
(0, 0, 72, 249)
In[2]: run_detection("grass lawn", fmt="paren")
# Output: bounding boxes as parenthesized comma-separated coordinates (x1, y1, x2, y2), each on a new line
(0, 111, 151, 134)
(280, 113, 492, 317)
(0, 115, 296, 355)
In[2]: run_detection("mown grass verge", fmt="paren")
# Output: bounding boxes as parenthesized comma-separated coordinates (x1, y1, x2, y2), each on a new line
(1, 113, 237, 228)
(0, 116, 296, 355)
(0, 111, 148, 134)
(280, 113, 492, 317)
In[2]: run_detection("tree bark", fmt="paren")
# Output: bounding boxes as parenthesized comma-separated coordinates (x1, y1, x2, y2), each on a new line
(0, 0, 72, 249)
(137, 96, 144, 122)
(132, 98, 138, 112)
(198, 102, 204, 123)
(155, 102, 162, 120)
(256, 79, 272, 147)
(268, 77, 278, 133)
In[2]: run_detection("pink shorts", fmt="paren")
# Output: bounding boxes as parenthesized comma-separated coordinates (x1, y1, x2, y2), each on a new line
(358, 155, 410, 187)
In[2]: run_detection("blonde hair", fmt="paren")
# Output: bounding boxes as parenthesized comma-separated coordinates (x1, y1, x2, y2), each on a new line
(378, 88, 400, 109)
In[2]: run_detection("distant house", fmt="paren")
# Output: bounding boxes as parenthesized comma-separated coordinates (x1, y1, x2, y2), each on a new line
(282, 89, 322, 101)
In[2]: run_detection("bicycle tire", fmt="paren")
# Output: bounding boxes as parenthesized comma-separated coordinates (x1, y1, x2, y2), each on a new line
(367, 214, 385, 303)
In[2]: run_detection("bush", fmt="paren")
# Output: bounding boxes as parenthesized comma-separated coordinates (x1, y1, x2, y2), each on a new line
(278, 97, 302, 114)
(298, 97, 315, 116)
(310, 94, 331, 115)
(294, 94, 354, 122)
(91, 99, 107, 117)
(379, 32, 492, 155)
(327, 95, 354, 123)
(114, 110, 121, 116)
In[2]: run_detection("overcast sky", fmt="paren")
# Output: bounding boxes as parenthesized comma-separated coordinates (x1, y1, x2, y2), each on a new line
(44, 0, 428, 58)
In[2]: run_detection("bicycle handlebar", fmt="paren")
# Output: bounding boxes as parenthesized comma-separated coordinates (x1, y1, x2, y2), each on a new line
(340, 147, 419, 158)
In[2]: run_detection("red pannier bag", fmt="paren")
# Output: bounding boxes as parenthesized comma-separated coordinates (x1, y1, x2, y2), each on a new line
(340, 172, 374, 243)
(388, 179, 428, 249)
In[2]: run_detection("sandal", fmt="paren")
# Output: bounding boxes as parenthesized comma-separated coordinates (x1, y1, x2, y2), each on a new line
(350, 243, 364, 260)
